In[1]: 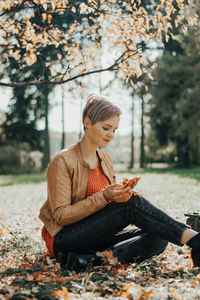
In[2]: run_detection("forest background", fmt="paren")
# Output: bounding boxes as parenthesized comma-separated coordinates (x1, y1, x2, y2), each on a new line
(0, 0, 199, 173)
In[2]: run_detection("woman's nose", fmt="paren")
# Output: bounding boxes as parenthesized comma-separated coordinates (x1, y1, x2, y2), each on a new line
(107, 131, 114, 138)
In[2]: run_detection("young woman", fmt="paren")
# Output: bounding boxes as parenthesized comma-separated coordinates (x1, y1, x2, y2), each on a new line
(39, 93, 200, 271)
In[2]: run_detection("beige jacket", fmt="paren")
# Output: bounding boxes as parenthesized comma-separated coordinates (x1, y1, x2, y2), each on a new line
(39, 140, 116, 237)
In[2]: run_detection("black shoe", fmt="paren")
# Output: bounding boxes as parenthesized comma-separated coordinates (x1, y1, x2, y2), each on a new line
(187, 233, 200, 267)
(191, 249, 200, 267)
(56, 251, 68, 267)
(66, 252, 102, 272)
(66, 252, 88, 271)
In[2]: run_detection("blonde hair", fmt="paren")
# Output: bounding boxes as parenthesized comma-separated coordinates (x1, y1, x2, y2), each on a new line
(82, 93, 121, 130)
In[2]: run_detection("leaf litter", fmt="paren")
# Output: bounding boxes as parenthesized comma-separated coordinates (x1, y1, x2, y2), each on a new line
(0, 175, 200, 299)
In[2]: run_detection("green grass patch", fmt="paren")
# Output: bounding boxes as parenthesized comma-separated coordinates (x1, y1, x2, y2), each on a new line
(120, 167, 200, 182)
(0, 173, 46, 186)
(0, 167, 200, 187)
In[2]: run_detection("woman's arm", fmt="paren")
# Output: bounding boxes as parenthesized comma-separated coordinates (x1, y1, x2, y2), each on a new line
(47, 156, 108, 227)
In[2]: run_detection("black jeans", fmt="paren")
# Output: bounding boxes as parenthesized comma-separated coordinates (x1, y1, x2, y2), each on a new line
(53, 195, 189, 264)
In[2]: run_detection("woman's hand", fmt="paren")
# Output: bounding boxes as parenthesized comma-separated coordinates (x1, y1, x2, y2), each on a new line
(103, 184, 133, 203)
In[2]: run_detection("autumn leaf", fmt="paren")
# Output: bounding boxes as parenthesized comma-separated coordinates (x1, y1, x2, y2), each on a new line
(57, 53, 62, 60)
(47, 14, 52, 24)
(71, 6, 76, 13)
(103, 250, 114, 260)
(42, 13, 47, 21)
(120, 291, 131, 299)
(96, 250, 118, 266)
(53, 286, 70, 298)
(190, 281, 197, 286)
(170, 289, 183, 300)
(122, 176, 141, 188)
(120, 283, 153, 299)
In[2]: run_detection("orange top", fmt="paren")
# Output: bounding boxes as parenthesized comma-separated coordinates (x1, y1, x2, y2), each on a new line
(86, 163, 110, 197)
(41, 162, 110, 257)
(41, 225, 55, 257)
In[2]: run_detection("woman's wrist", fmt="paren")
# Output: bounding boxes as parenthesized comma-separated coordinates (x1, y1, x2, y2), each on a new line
(102, 189, 110, 203)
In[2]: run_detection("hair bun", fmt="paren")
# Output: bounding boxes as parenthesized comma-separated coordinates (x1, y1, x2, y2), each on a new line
(86, 93, 98, 103)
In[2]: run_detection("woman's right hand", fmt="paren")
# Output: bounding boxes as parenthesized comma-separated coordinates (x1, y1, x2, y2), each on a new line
(103, 184, 133, 203)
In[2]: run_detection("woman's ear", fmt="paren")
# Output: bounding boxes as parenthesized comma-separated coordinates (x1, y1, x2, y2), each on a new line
(83, 116, 91, 130)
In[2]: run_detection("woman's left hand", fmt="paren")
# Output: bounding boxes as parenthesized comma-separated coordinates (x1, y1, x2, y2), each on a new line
(103, 184, 133, 203)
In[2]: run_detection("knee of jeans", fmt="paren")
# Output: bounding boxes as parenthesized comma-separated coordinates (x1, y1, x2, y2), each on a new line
(129, 194, 143, 207)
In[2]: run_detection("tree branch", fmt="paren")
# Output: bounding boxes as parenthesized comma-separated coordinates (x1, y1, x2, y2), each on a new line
(0, 49, 136, 87)
(0, 1, 28, 17)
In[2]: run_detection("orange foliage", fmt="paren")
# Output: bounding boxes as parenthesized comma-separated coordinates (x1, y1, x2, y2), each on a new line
(0, 0, 192, 86)
(122, 176, 142, 196)
(102, 250, 114, 260)
(122, 176, 141, 189)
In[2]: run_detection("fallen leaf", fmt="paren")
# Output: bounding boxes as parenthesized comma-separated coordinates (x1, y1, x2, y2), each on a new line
(53, 286, 70, 298)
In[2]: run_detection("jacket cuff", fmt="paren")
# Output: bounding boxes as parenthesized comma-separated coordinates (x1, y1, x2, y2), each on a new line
(102, 189, 111, 203)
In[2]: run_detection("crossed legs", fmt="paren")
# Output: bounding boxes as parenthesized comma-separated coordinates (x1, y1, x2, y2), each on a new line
(54, 195, 189, 265)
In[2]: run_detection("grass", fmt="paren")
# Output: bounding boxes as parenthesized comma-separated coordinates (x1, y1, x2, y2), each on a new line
(0, 173, 46, 186)
(0, 167, 199, 187)
(119, 167, 200, 182)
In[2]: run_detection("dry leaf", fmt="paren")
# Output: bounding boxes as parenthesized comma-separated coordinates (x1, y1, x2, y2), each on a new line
(53, 286, 69, 297)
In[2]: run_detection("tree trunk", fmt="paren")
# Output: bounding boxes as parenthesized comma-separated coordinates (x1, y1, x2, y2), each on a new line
(176, 136, 190, 167)
(79, 96, 83, 140)
(140, 96, 145, 168)
(61, 85, 65, 149)
(129, 94, 134, 169)
(42, 89, 50, 169)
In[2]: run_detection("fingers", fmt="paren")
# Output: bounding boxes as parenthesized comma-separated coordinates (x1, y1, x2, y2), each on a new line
(110, 187, 132, 203)
(104, 184, 133, 203)
(108, 184, 131, 192)
(109, 183, 125, 190)
(114, 186, 131, 194)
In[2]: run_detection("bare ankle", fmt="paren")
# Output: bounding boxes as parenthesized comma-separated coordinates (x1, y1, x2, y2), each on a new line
(181, 229, 198, 245)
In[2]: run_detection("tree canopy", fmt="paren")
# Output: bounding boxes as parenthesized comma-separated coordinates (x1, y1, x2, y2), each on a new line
(146, 0, 200, 167)
(0, 0, 194, 87)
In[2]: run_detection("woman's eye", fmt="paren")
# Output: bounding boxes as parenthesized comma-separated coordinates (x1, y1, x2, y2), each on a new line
(103, 127, 117, 133)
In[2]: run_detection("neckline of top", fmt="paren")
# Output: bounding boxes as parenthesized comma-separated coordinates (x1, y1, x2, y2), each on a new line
(90, 161, 101, 171)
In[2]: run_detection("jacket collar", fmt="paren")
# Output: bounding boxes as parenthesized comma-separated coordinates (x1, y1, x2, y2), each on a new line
(75, 140, 90, 168)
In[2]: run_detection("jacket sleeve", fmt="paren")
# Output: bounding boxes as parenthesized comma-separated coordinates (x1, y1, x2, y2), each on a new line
(47, 155, 108, 227)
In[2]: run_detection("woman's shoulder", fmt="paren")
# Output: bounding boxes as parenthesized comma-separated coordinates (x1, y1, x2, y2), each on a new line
(60, 143, 78, 158)
(48, 142, 80, 167)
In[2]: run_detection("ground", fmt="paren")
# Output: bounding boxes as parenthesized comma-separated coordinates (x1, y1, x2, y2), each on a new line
(0, 170, 200, 300)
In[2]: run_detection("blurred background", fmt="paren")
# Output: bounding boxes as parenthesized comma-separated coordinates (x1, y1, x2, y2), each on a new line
(0, 1, 199, 175)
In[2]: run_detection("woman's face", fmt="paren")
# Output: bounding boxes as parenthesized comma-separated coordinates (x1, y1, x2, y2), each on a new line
(85, 115, 120, 148)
